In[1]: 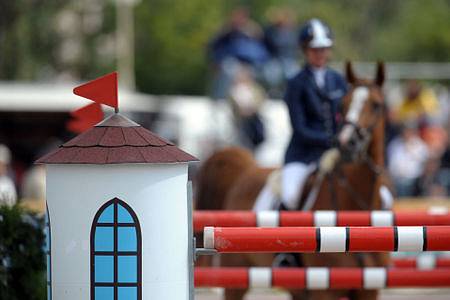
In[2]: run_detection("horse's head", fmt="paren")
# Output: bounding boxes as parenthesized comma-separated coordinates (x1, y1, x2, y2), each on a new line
(338, 61, 385, 160)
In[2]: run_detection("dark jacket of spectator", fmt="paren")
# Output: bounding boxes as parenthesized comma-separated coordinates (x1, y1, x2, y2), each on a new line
(209, 29, 270, 66)
(263, 24, 298, 60)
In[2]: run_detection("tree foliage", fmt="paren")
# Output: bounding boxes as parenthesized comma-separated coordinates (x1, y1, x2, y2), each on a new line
(0, 0, 449, 94)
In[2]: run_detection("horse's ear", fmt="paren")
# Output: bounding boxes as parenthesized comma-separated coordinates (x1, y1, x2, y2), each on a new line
(375, 61, 385, 87)
(345, 61, 357, 84)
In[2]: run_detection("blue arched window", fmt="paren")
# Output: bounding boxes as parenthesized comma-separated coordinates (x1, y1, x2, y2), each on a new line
(45, 205, 52, 300)
(91, 198, 142, 300)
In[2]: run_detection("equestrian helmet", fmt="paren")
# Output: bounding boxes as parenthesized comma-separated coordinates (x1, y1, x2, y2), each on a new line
(298, 18, 333, 49)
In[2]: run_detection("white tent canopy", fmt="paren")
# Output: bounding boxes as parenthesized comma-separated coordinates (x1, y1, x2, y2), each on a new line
(0, 82, 157, 112)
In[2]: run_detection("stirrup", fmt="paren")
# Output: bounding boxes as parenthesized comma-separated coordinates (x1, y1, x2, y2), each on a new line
(272, 253, 299, 268)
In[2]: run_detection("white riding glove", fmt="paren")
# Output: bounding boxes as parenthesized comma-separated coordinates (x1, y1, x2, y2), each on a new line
(319, 148, 341, 173)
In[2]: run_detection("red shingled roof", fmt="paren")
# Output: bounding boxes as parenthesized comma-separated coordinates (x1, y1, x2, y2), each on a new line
(36, 114, 198, 164)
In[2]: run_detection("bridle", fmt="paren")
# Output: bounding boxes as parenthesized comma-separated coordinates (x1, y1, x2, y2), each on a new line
(333, 84, 386, 209)
(340, 95, 384, 165)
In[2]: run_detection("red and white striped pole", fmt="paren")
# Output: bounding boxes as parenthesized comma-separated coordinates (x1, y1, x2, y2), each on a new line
(203, 226, 450, 253)
(194, 210, 450, 232)
(194, 267, 450, 289)
(392, 255, 450, 269)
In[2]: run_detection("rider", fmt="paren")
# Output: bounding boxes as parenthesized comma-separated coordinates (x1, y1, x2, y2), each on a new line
(254, 18, 347, 211)
(281, 18, 347, 210)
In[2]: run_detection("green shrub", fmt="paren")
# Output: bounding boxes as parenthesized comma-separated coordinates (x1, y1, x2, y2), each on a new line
(0, 205, 46, 300)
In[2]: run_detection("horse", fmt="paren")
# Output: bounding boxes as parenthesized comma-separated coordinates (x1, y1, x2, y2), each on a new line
(194, 61, 390, 300)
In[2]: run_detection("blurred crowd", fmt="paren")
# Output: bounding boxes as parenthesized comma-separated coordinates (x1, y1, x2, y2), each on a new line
(208, 7, 299, 101)
(207, 7, 300, 151)
(387, 80, 450, 198)
(0, 142, 49, 212)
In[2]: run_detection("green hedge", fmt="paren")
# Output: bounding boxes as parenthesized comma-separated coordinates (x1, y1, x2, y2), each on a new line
(0, 205, 46, 300)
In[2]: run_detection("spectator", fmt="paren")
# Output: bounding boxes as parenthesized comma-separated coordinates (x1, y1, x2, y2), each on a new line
(387, 124, 429, 197)
(0, 144, 17, 206)
(208, 7, 269, 100)
(438, 144, 450, 195)
(395, 80, 440, 125)
(228, 65, 266, 150)
(417, 157, 447, 197)
(420, 124, 448, 156)
(21, 165, 46, 202)
(20, 138, 61, 214)
(262, 6, 299, 97)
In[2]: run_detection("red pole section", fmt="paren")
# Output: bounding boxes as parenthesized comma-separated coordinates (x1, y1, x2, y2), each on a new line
(204, 227, 318, 253)
(194, 211, 257, 232)
(195, 267, 248, 289)
(392, 256, 450, 269)
(203, 226, 450, 253)
(194, 267, 450, 289)
(387, 269, 450, 287)
(194, 210, 450, 231)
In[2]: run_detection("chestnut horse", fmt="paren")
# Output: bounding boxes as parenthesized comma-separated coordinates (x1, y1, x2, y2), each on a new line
(195, 62, 390, 300)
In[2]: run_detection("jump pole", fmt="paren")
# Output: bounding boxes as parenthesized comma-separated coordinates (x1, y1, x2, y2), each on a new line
(194, 210, 450, 231)
(392, 255, 450, 269)
(194, 267, 450, 289)
(203, 226, 450, 253)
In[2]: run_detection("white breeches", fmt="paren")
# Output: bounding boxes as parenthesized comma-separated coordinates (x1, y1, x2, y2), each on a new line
(281, 162, 316, 210)
(253, 162, 315, 211)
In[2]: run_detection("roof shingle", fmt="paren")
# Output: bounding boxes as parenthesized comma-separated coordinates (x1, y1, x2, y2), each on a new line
(36, 114, 198, 164)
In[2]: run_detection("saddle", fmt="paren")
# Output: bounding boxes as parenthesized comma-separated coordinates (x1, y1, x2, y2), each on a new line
(254, 147, 341, 212)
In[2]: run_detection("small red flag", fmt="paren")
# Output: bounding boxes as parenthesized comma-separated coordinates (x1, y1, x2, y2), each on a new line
(70, 102, 104, 121)
(67, 103, 104, 134)
(73, 72, 118, 108)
